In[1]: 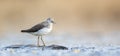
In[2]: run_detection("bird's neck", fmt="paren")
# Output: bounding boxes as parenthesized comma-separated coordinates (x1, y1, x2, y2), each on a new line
(46, 22, 53, 28)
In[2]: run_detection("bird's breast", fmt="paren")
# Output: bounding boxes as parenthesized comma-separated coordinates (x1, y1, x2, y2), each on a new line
(31, 24, 53, 36)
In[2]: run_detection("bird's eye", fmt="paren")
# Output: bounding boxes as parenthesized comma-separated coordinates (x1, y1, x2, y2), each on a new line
(51, 21, 55, 24)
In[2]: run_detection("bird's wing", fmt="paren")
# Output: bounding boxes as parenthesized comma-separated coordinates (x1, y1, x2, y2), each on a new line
(21, 22, 48, 32)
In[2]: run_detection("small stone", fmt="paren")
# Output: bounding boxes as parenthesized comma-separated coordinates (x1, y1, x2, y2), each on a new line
(73, 49, 80, 53)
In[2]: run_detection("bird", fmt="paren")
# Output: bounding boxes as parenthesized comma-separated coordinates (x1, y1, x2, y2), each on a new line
(21, 18, 55, 47)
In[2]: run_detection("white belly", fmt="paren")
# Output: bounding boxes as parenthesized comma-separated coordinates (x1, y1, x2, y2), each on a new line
(30, 25, 53, 36)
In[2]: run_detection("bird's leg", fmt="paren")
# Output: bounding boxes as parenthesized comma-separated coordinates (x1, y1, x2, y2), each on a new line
(41, 36, 46, 46)
(37, 36, 40, 47)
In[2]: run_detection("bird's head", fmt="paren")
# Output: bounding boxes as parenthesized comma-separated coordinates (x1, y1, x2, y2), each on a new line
(46, 18, 55, 24)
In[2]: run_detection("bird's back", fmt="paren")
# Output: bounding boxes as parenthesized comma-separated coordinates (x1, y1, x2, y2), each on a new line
(21, 21, 49, 32)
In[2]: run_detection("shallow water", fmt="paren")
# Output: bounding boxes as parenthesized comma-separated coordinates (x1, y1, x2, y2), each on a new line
(0, 44, 120, 56)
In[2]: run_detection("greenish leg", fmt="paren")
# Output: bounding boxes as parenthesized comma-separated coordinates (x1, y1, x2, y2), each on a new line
(41, 36, 46, 46)
(37, 36, 40, 47)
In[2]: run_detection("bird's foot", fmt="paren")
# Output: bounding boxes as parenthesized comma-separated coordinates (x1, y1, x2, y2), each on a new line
(43, 45, 46, 46)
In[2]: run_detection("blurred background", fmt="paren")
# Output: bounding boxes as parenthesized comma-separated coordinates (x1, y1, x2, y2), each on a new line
(0, 0, 120, 47)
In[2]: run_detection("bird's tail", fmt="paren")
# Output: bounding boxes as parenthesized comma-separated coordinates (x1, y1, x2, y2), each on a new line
(21, 30, 27, 32)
